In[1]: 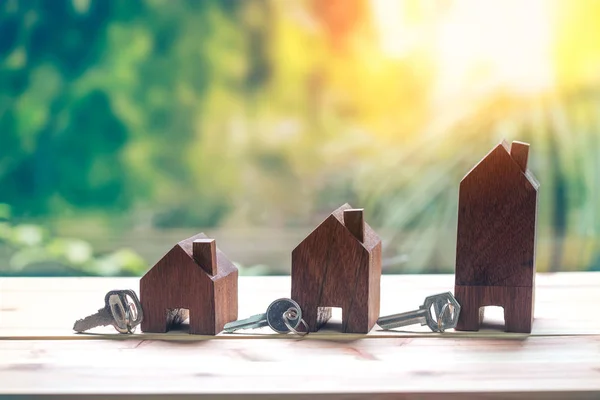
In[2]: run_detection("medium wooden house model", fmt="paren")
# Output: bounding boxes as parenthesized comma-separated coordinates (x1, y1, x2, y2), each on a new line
(454, 140, 539, 333)
(291, 204, 382, 333)
(140, 233, 238, 335)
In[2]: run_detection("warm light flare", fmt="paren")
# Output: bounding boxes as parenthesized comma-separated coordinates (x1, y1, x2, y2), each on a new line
(370, 0, 414, 58)
(371, 0, 555, 97)
(436, 0, 554, 96)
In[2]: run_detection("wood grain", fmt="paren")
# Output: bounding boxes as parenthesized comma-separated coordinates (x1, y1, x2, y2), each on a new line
(291, 204, 381, 333)
(343, 208, 364, 242)
(510, 141, 529, 172)
(140, 233, 238, 335)
(1, 336, 599, 398)
(1, 275, 600, 396)
(455, 284, 533, 333)
(455, 140, 539, 333)
(1, 274, 598, 339)
(193, 238, 218, 275)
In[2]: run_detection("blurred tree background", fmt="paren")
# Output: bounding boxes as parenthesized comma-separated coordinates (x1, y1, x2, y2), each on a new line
(1, 0, 599, 276)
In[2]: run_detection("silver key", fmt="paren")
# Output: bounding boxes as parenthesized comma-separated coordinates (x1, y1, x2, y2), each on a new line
(73, 289, 143, 334)
(224, 298, 306, 334)
(377, 292, 461, 332)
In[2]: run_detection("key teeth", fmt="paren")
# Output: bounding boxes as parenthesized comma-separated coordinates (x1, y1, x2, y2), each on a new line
(73, 320, 85, 333)
(72, 310, 111, 333)
(223, 313, 268, 333)
(223, 324, 239, 333)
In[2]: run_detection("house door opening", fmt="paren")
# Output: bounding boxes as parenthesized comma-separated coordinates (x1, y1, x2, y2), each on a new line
(327, 307, 343, 331)
(166, 308, 190, 332)
(479, 306, 505, 330)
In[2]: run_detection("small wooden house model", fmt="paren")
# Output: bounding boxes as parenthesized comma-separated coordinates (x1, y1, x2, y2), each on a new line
(140, 233, 238, 335)
(454, 140, 539, 333)
(291, 204, 382, 333)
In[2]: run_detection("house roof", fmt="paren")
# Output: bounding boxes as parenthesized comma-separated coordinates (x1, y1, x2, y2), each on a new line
(176, 233, 237, 280)
(308, 203, 381, 252)
(462, 140, 540, 189)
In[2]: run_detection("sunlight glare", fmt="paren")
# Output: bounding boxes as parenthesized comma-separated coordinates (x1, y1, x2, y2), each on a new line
(371, 0, 555, 98)
(435, 0, 555, 97)
(370, 0, 414, 58)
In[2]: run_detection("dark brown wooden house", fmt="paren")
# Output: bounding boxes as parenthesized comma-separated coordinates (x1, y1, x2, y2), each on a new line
(454, 140, 539, 333)
(140, 233, 238, 335)
(291, 204, 382, 333)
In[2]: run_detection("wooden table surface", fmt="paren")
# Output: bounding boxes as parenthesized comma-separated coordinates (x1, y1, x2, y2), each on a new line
(1, 273, 599, 399)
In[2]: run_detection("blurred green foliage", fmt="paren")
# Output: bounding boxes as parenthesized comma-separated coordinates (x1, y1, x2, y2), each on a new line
(0, 203, 146, 275)
(1, 0, 600, 275)
(0, 0, 245, 225)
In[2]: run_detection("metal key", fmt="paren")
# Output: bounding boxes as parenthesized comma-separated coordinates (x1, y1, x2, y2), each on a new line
(73, 289, 143, 334)
(224, 298, 306, 334)
(377, 292, 461, 332)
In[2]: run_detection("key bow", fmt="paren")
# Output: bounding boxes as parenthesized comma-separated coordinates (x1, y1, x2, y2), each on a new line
(106, 289, 144, 334)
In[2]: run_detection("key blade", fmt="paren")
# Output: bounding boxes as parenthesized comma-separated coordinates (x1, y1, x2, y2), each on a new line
(377, 308, 428, 330)
(73, 307, 114, 333)
(224, 313, 268, 333)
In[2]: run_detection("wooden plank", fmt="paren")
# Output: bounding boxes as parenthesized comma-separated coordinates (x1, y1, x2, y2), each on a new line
(0, 274, 599, 398)
(1, 274, 599, 339)
(0, 337, 598, 397)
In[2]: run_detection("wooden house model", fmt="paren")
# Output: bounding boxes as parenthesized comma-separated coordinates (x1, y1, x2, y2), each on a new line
(140, 233, 238, 335)
(291, 204, 382, 333)
(454, 140, 539, 333)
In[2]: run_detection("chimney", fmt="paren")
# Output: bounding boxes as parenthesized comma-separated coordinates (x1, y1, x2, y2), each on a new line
(344, 208, 364, 242)
(193, 239, 218, 275)
(510, 141, 529, 172)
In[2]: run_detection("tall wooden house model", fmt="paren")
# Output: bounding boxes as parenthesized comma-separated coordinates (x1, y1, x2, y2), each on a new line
(454, 140, 539, 333)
